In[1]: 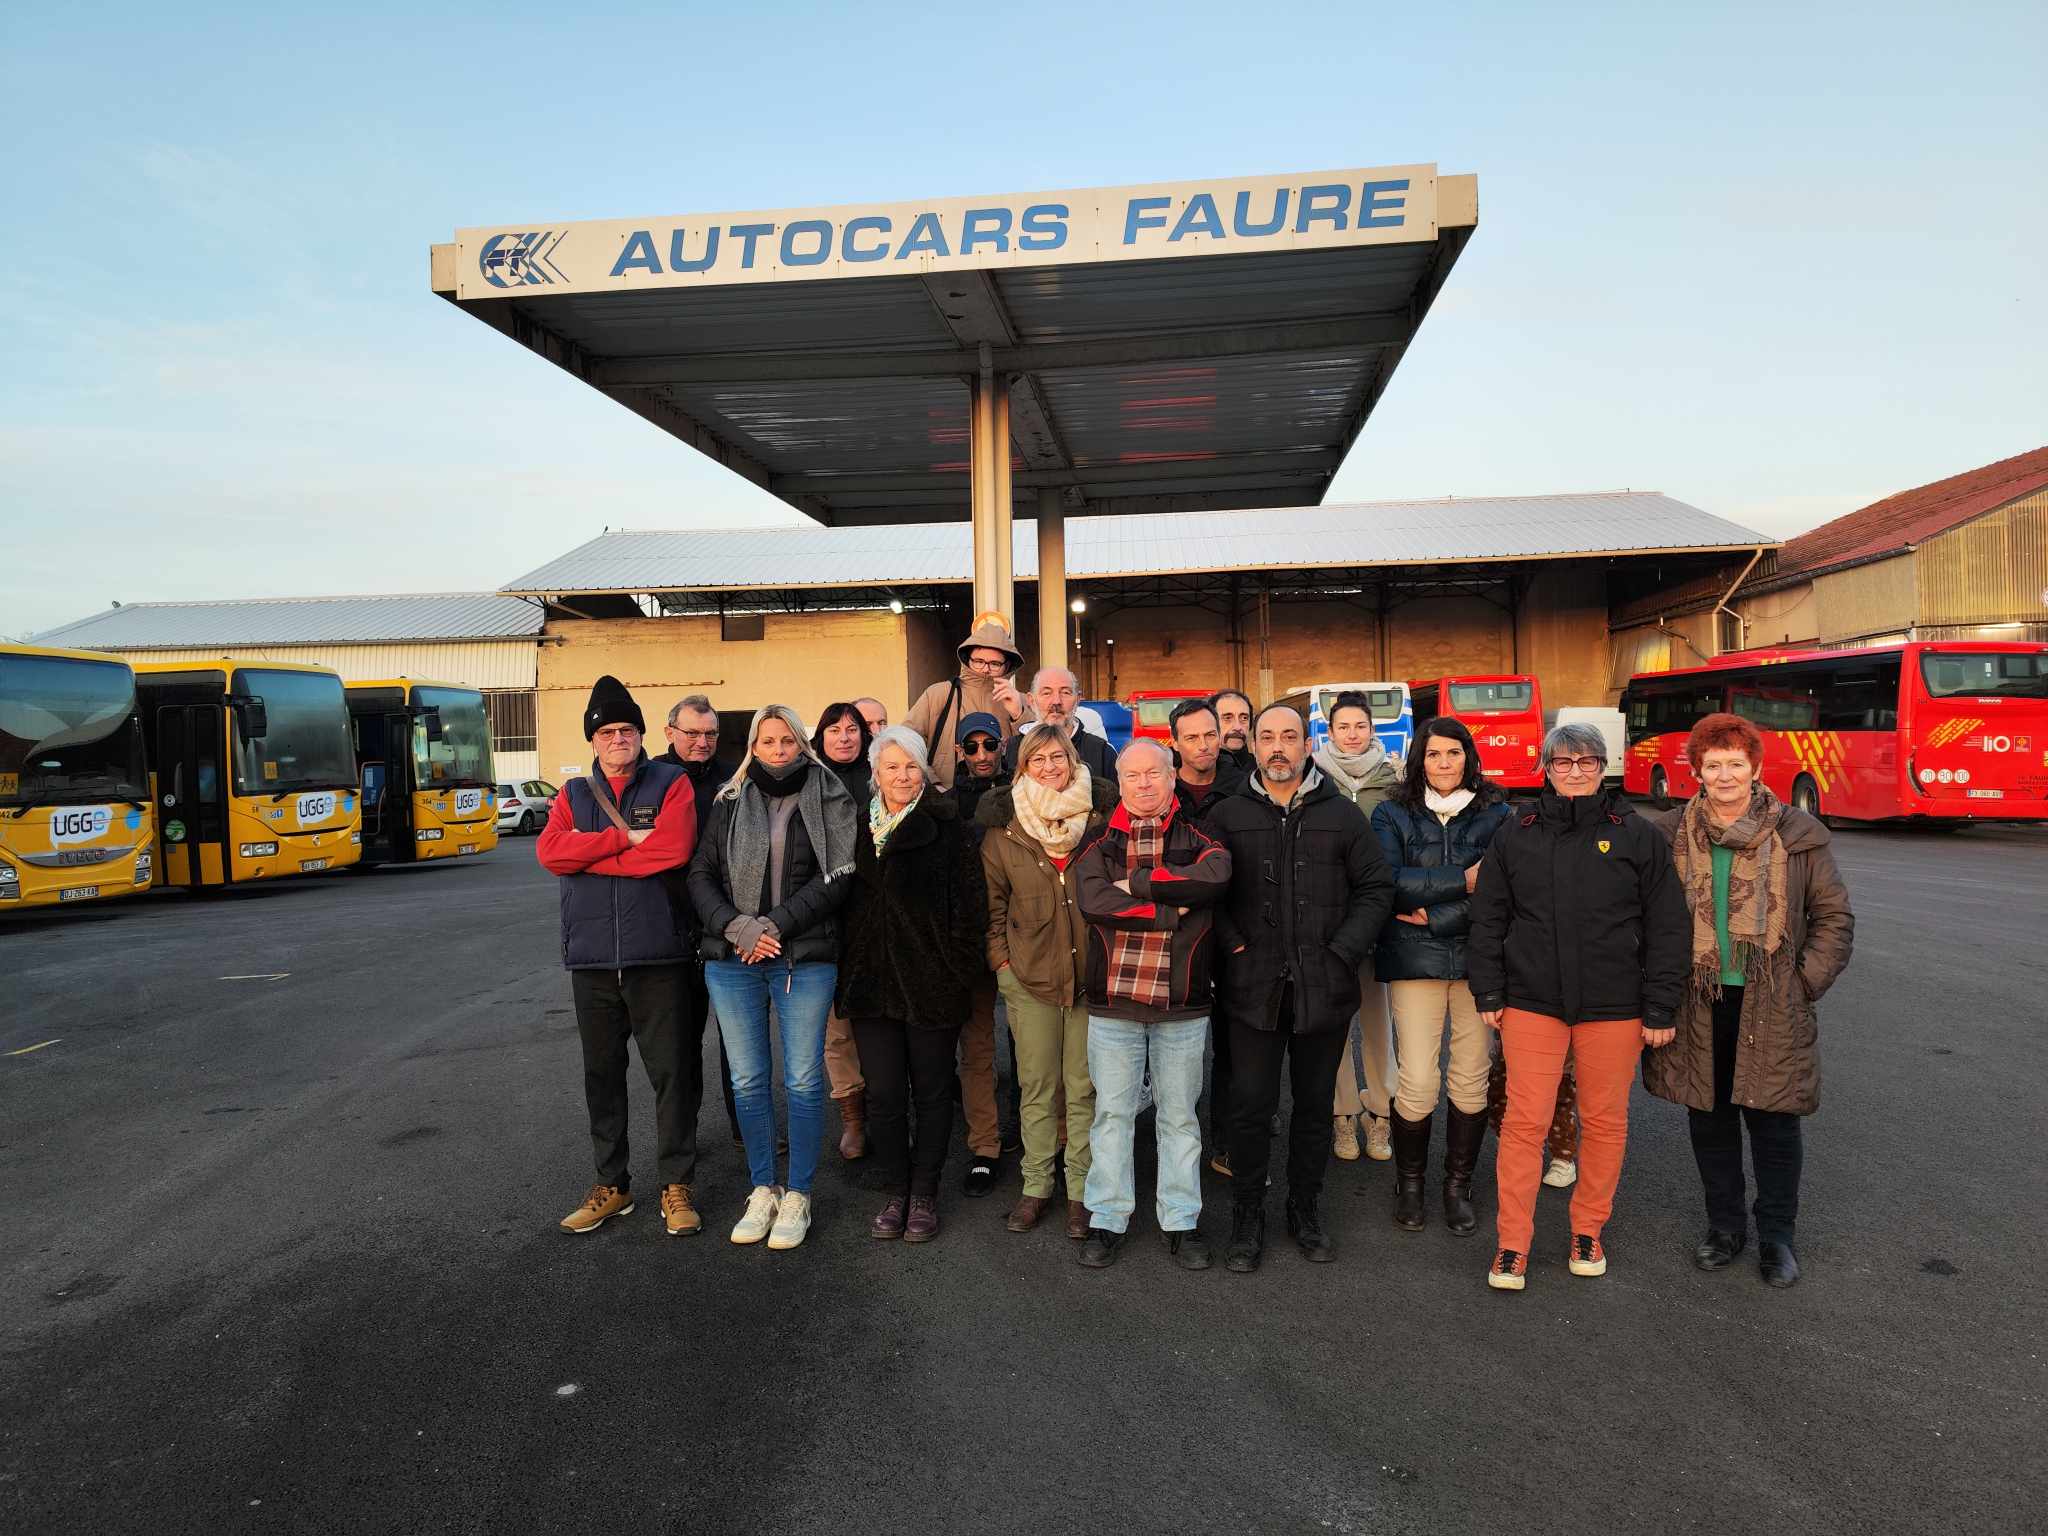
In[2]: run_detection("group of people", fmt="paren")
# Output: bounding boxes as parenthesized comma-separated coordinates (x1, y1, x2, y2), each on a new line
(537, 614, 1853, 1288)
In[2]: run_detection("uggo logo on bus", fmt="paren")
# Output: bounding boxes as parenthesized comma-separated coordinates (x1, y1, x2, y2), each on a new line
(479, 231, 569, 289)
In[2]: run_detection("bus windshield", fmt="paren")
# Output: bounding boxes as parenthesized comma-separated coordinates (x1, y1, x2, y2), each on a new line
(231, 669, 357, 795)
(1920, 652, 2048, 701)
(1450, 681, 1533, 712)
(413, 687, 494, 787)
(0, 653, 148, 805)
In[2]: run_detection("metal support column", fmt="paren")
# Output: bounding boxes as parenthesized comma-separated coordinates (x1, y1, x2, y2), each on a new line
(1035, 487, 1066, 673)
(969, 348, 1015, 628)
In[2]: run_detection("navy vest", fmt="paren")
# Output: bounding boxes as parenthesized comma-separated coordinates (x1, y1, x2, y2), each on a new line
(557, 755, 690, 970)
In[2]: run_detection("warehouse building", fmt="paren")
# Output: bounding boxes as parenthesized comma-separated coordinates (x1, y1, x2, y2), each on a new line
(32, 593, 548, 780)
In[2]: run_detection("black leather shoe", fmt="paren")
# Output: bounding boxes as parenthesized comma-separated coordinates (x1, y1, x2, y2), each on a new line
(962, 1155, 998, 1198)
(1224, 1205, 1265, 1273)
(1286, 1197, 1335, 1263)
(1077, 1227, 1124, 1268)
(1390, 1110, 1431, 1231)
(1164, 1230, 1213, 1271)
(1694, 1228, 1746, 1271)
(1759, 1240, 1801, 1288)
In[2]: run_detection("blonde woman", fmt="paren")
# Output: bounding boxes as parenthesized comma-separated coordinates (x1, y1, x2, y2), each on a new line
(978, 724, 1116, 1239)
(687, 705, 858, 1251)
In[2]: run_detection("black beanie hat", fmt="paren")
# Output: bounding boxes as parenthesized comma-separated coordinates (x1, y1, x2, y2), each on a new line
(583, 675, 645, 739)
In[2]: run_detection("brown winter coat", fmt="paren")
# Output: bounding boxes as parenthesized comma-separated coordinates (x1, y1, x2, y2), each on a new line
(976, 773, 1116, 1006)
(1641, 804, 1854, 1115)
(902, 617, 1025, 789)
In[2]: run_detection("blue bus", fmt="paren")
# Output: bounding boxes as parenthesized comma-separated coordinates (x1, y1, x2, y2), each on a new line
(1272, 681, 1414, 761)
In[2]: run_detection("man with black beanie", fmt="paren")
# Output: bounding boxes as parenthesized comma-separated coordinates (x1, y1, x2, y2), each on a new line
(538, 675, 703, 1237)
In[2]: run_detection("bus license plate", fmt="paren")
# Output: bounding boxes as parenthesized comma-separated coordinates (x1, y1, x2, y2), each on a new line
(59, 886, 101, 902)
(458, 843, 479, 856)
(300, 857, 331, 872)
(1967, 789, 2003, 799)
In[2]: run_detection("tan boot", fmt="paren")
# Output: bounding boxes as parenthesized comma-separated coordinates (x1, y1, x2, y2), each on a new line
(560, 1183, 633, 1234)
(838, 1090, 869, 1161)
(1332, 1114, 1361, 1162)
(660, 1183, 702, 1237)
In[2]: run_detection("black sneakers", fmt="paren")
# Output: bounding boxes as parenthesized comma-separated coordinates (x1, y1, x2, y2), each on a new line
(1077, 1227, 1125, 1268)
(1163, 1230, 1213, 1271)
(1285, 1196, 1335, 1263)
(1224, 1205, 1265, 1273)
(963, 1154, 998, 1198)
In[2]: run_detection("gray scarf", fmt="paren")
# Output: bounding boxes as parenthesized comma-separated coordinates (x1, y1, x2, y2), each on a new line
(723, 759, 857, 922)
(1313, 740, 1388, 801)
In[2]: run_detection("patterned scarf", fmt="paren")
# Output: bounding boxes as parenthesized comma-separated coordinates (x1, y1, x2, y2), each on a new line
(1105, 811, 1174, 1011)
(1673, 782, 1790, 1004)
(1010, 766, 1096, 858)
(869, 789, 921, 854)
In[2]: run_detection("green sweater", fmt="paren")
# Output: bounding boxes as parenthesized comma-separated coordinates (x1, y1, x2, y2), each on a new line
(1710, 842, 1745, 986)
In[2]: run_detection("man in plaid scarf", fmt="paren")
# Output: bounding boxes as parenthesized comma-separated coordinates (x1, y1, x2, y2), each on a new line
(1072, 740, 1232, 1271)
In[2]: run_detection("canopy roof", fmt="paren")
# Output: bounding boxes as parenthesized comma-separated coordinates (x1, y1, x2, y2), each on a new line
(433, 166, 1476, 527)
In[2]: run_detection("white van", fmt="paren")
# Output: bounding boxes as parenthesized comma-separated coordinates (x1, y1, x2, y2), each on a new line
(1547, 707, 1626, 781)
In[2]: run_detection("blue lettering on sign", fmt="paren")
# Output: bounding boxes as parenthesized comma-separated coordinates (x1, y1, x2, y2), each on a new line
(729, 222, 775, 268)
(1123, 196, 1172, 243)
(1359, 179, 1409, 228)
(895, 211, 950, 259)
(1234, 189, 1290, 237)
(611, 230, 662, 277)
(1169, 192, 1225, 242)
(670, 227, 720, 272)
(1019, 203, 1068, 251)
(960, 207, 1012, 255)
(1295, 184, 1351, 233)
(780, 219, 833, 266)
(842, 215, 892, 262)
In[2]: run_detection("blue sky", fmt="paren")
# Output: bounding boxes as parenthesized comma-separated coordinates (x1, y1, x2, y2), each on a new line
(5, 1, 2043, 638)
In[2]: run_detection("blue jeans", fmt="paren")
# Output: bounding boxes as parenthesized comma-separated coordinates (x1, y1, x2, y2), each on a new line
(1082, 1013, 1207, 1234)
(704, 960, 835, 1195)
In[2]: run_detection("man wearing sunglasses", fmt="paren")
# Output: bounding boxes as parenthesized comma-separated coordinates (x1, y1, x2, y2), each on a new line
(950, 711, 1010, 824)
(946, 709, 1013, 1196)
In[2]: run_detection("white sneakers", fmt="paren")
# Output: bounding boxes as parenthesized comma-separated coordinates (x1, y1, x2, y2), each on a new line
(767, 1191, 811, 1250)
(1543, 1157, 1579, 1189)
(732, 1185, 782, 1244)
(730, 1185, 812, 1249)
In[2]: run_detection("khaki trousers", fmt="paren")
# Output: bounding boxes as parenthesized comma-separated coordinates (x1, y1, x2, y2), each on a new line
(958, 976, 1000, 1158)
(997, 968, 1093, 1197)
(1388, 977, 1491, 1119)
(824, 1008, 864, 1101)
(1333, 971, 1393, 1120)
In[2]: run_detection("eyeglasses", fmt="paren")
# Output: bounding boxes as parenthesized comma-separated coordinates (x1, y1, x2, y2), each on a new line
(961, 738, 999, 756)
(1547, 756, 1605, 775)
(669, 728, 718, 741)
(965, 656, 1009, 673)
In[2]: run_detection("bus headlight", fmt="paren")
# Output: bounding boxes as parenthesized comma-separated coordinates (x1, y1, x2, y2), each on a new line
(133, 851, 153, 885)
(351, 831, 362, 845)
(0, 861, 18, 899)
(416, 829, 444, 842)
(239, 841, 279, 858)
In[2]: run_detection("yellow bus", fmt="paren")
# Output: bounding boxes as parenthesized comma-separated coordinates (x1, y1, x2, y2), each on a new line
(133, 660, 363, 889)
(344, 679, 499, 865)
(0, 643, 156, 909)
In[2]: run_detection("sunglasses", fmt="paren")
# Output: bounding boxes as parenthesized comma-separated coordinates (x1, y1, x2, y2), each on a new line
(961, 738, 1000, 756)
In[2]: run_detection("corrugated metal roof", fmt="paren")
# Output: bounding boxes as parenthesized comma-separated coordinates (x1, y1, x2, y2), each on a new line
(33, 592, 546, 649)
(502, 492, 1771, 595)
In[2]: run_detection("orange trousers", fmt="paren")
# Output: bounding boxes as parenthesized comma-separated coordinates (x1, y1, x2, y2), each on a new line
(1495, 1009, 1640, 1255)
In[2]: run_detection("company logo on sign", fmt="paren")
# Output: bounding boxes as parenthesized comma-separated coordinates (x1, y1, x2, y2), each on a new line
(296, 791, 338, 824)
(454, 788, 484, 816)
(50, 806, 112, 846)
(1976, 735, 2017, 753)
(479, 231, 569, 288)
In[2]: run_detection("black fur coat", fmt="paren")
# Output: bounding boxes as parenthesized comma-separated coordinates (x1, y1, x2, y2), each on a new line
(834, 793, 989, 1029)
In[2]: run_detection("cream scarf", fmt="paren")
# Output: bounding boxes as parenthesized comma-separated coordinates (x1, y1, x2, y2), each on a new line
(1011, 766, 1096, 858)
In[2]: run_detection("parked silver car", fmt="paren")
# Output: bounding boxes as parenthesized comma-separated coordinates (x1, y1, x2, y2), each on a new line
(495, 779, 559, 835)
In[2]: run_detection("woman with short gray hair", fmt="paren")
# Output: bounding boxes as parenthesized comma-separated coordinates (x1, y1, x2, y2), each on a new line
(1465, 718, 1689, 1291)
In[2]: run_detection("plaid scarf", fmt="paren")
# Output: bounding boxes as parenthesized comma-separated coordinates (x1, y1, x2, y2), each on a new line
(1105, 812, 1174, 1012)
(1674, 782, 1789, 1005)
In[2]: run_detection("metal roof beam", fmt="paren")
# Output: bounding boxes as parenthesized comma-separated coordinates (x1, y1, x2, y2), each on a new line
(587, 315, 1407, 388)
(773, 449, 1341, 497)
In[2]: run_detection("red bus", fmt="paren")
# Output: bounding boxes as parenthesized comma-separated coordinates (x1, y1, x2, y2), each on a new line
(1620, 641, 2048, 821)
(1127, 688, 1213, 742)
(1409, 675, 1545, 789)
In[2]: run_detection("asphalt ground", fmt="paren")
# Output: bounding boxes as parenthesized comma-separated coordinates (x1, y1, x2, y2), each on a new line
(2, 819, 2043, 1535)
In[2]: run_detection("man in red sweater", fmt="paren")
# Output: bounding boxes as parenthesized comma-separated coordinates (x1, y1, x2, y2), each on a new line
(538, 676, 702, 1236)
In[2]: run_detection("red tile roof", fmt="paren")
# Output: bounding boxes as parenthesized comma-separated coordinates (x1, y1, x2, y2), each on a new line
(1773, 446, 2048, 581)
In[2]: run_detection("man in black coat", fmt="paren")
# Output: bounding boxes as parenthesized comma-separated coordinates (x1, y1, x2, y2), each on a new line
(658, 693, 742, 1147)
(1168, 697, 1247, 823)
(1204, 704, 1395, 1270)
(1001, 666, 1119, 783)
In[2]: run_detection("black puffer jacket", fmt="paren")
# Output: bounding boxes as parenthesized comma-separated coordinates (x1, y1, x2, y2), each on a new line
(1204, 772, 1396, 1034)
(1466, 787, 1689, 1028)
(1370, 792, 1513, 982)
(835, 794, 988, 1029)
(687, 784, 851, 965)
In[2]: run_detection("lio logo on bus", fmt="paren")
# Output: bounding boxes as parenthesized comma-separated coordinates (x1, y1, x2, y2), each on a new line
(50, 806, 112, 846)
(295, 791, 338, 824)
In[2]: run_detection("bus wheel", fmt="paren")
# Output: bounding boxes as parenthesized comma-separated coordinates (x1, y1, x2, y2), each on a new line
(1649, 767, 1671, 810)
(1792, 775, 1821, 818)
(518, 810, 537, 834)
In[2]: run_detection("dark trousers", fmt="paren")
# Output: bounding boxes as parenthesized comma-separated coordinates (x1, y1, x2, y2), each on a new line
(854, 1016, 963, 1198)
(572, 964, 700, 1190)
(1687, 988, 1804, 1243)
(1208, 1008, 1235, 1146)
(681, 961, 739, 1140)
(1228, 989, 1347, 1208)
